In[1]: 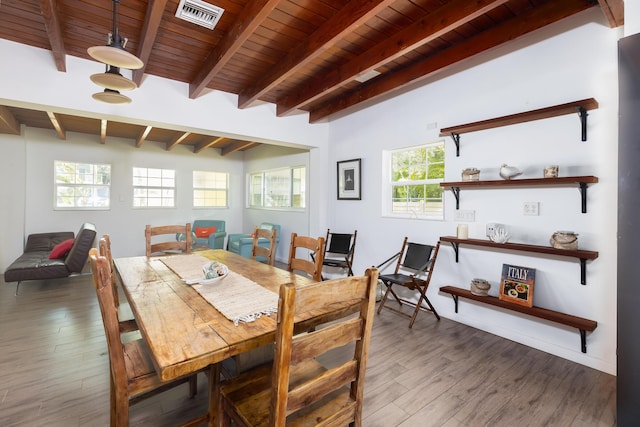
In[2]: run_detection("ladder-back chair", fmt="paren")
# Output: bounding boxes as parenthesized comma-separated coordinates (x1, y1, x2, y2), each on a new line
(217, 267, 379, 426)
(145, 224, 192, 257)
(287, 233, 325, 282)
(377, 237, 441, 327)
(251, 226, 278, 266)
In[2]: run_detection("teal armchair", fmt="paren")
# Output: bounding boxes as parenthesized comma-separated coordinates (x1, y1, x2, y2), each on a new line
(182, 220, 226, 249)
(227, 223, 281, 260)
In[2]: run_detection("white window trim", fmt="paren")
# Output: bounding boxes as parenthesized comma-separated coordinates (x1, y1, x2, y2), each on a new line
(247, 166, 306, 210)
(54, 160, 111, 211)
(132, 167, 176, 209)
(193, 170, 229, 209)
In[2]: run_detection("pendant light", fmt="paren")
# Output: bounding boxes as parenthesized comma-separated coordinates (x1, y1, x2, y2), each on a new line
(92, 89, 132, 104)
(90, 65, 137, 91)
(87, 0, 144, 70)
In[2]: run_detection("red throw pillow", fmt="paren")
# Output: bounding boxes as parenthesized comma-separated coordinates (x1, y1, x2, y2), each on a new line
(195, 226, 217, 238)
(49, 238, 75, 259)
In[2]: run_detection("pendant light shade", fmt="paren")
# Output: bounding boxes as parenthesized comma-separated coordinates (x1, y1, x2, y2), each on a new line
(90, 66, 137, 91)
(92, 88, 132, 104)
(87, 0, 143, 69)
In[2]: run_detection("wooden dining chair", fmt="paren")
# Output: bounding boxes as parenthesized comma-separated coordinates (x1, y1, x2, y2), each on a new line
(376, 237, 441, 328)
(251, 226, 277, 266)
(217, 267, 379, 427)
(145, 224, 192, 257)
(287, 233, 325, 282)
(89, 252, 207, 427)
(98, 235, 138, 334)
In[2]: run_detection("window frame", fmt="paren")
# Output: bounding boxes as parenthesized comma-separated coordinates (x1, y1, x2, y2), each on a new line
(54, 160, 111, 211)
(248, 166, 306, 210)
(192, 170, 229, 208)
(132, 167, 176, 208)
(382, 139, 445, 221)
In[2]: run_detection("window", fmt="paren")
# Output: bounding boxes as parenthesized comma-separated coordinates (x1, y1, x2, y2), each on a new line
(249, 166, 305, 209)
(193, 171, 228, 208)
(384, 140, 445, 219)
(54, 161, 111, 209)
(133, 167, 175, 207)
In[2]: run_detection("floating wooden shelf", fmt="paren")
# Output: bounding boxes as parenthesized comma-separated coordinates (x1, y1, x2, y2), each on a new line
(439, 98, 599, 156)
(440, 175, 598, 213)
(439, 236, 598, 285)
(439, 286, 597, 353)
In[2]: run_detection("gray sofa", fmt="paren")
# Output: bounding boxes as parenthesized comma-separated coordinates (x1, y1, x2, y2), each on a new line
(4, 223, 97, 291)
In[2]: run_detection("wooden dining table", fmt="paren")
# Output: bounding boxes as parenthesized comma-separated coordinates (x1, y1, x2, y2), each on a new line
(114, 249, 349, 425)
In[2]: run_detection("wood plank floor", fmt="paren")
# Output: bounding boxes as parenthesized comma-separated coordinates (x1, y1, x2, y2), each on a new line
(0, 273, 615, 426)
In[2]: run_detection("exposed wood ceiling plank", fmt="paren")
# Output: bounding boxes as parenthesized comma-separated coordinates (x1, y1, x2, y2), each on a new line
(189, 0, 281, 99)
(132, 0, 168, 85)
(100, 119, 107, 144)
(136, 125, 152, 147)
(277, 0, 509, 116)
(0, 106, 21, 135)
(46, 111, 66, 139)
(167, 132, 190, 150)
(597, 0, 624, 28)
(221, 140, 258, 156)
(39, 0, 66, 72)
(308, 0, 594, 123)
(195, 136, 227, 153)
(237, 0, 396, 109)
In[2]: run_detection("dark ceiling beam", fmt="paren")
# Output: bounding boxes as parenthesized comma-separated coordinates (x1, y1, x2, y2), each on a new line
(132, 0, 168, 85)
(189, 0, 280, 99)
(0, 106, 21, 135)
(309, 0, 595, 123)
(597, 0, 624, 28)
(276, 0, 509, 117)
(46, 112, 66, 139)
(195, 136, 227, 153)
(167, 132, 190, 150)
(136, 125, 152, 147)
(221, 141, 258, 156)
(39, 0, 66, 72)
(237, 0, 396, 109)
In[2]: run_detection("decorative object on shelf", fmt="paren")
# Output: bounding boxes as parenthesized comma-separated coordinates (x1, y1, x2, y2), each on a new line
(470, 278, 491, 296)
(488, 226, 510, 243)
(456, 224, 468, 239)
(337, 158, 361, 200)
(88, 0, 144, 104)
(550, 231, 579, 250)
(544, 165, 559, 178)
(499, 164, 522, 180)
(461, 168, 480, 181)
(499, 264, 535, 307)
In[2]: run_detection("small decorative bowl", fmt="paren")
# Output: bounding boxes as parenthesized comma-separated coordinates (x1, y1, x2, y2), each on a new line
(470, 278, 491, 296)
(462, 168, 480, 182)
(550, 231, 578, 250)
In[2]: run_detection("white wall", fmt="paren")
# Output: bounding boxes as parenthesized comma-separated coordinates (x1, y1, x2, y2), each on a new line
(327, 8, 619, 374)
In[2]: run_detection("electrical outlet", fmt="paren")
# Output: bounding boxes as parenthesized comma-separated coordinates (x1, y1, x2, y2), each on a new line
(523, 202, 539, 216)
(454, 209, 475, 222)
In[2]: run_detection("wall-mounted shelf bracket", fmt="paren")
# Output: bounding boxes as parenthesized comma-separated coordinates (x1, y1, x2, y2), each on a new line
(578, 106, 588, 141)
(450, 132, 460, 157)
(579, 182, 588, 213)
(447, 241, 460, 262)
(449, 186, 460, 209)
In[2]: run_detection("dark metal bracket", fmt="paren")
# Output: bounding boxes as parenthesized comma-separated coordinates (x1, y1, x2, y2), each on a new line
(580, 258, 588, 285)
(451, 294, 459, 313)
(579, 182, 588, 213)
(580, 329, 587, 353)
(449, 186, 460, 210)
(448, 241, 459, 262)
(450, 132, 460, 157)
(578, 107, 588, 141)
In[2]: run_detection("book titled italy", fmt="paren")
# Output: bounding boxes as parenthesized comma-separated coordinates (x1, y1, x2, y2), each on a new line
(499, 263, 535, 307)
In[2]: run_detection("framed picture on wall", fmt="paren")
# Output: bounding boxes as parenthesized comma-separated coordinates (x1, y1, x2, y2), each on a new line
(337, 158, 361, 200)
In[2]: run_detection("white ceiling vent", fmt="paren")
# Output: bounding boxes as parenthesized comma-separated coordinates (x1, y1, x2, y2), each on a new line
(175, 0, 224, 30)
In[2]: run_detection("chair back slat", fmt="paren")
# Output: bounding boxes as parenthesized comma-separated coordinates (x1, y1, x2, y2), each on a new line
(402, 242, 434, 272)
